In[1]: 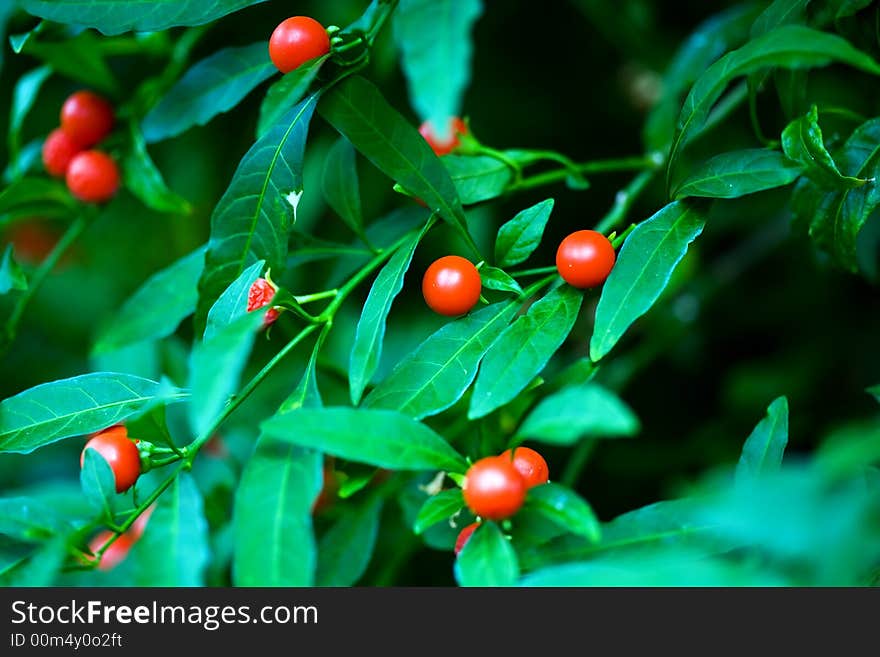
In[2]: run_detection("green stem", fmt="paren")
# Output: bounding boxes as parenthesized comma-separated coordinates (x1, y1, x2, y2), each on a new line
(560, 439, 596, 488)
(512, 155, 658, 192)
(520, 273, 558, 299)
(365, 0, 400, 43)
(610, 223, 637, 250)
(294, 289, 339, 304)
(594, 169, 655, 234)
(508, 265, 558, 278)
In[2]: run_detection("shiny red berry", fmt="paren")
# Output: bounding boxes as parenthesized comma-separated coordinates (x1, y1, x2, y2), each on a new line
(42, 128, 82, 177)
(65, 151, 119, 203)
(60, 91, 114, 148)
(555, 230, 616, 289)
(269, 16, 330, 74)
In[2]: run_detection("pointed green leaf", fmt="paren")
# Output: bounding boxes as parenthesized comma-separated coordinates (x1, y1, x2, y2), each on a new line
(8, 66, 51, 172)
(414, 488, 464, 534)
(443, 155, 512, 204)
(322, 137, 366, 240)
(79, 448, 117, 518)
(782, 106, 867, 189)
(590, 201, 706, 361)
(526, 483, 601, 542)
(494, 199, 554, 267)
(454, 522, 519, 587)
(0, 497, 74, 541)
(204, 259, 265, 341)
(279, 335, 324, 413)
(123, 125, 192, 213)
(479, 266, 522, 295)
(0, 177, 73, 215)
(674, 149, 802, 199)
(0, 245, 27, 294)
(751, 0, 809, 37)
(257, 55, 327, 138)
(316, 494, 383, 586)
(0, 538, 66, 586)
(736, 396, 789, 480)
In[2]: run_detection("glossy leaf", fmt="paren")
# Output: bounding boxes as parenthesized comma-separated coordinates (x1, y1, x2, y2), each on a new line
(0, 373, 185, 454)
(279, 335, 324, 413)
(516, 383, 639, 444)
(737, 396, 789, 481)
(479, 265, 523, 295)
(93, 246, 205, 355)
(196, 92, 318, 328)
(494, 199, 554, 267)
(590, 201, 706, 361)
(143, 42, 275, 143)
(443, 155, 512, 205)
(454, 522, 519, 587)
(0, 539, 66, 587)
(204, 259, 264, 341)
(316, 494, 383, 586)
(123, 126, 192, 213)
(256, 55, 327, 138)
(469, 286, 582, 419)
(20, 0, 267, 36)
(261, 407, 468, 473)
(674, 149, 802, 199)
(782, 106, 866, 189)
(414, 488, 464, 534)
(0, 497, 74, 541)
(79, 448, 116, 518)
(10, 27, 117, 93)
(526, 483, 601, 542)
(363, 301, 517, 419)
(0, 245, 27, 294)
(322, 137, 366, 241)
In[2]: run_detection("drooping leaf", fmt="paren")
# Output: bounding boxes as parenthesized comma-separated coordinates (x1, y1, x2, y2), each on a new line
(79, 448, 117, 519)
(316, 494, 383, 586)
(674, 149, 803, 199)
(494, 199, 554, 267)
(414, 488, 464, 534)
(479, 266, 523, 295)
(590, 201, 706, 361)
(204, 259, 265, 341)
(256, 55, 327, 138)
(322, 137, 366, 241)
(736, 396, 789, 481)
(443, 155, 512, 205)
(123, 125, 192, 213)
(525, 483, 601, 542)
(454, 522, 519, 586)
(782, 106, 867, 189)
(0, 245, 27, 294)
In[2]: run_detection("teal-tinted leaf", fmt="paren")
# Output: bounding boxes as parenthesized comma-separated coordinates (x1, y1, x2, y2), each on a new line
(0, 244, 27, 294)
(8, 66, 51, 175)
(736, 396, 789, 480)
(414, 488, 464, 534)
(196, 92, 318, 328)
(516, 383, 639, 445)
(261, 407, 468, 473)
(10, 26, 116, 93)
(443, 155, 512, 205)
(350, 230, 423, 405)
(494, 199, 554, 267)
(21, 0, 267, 35)
(0, 373, 185, 454)
(0, 497, 74, 541)
(188, 311, 262, 437)
(93, 246, 205, 354)
(751, 0, 809, 37)
(204, 259, 264, 341)
(834, 0, 874, 18)
(279, 334, 323, 413)
(233, 441, 322, 586)
(0, 177, 73, 215)
(674, 149, 803, 199)
(479, 265, 522, 295)
(782, 106, 866, 189)
(454, 522, 519, 587)
(393, 0, 482, 132)
(318, 76, 476, 254)
(79, 448, 117, 518)
(364, 301, 517, 419)
(143, 42, 275, 143)
(256, 55, 327, 138)
(526, 483, 601, 542)
(322, 137, 366, 241)
(0, 538, 66, 586)
(668, 25, 880, 184)
(316, 494, 383, 586)
(469, 286, 582, 419)
(130, 474, 209, 586)
(590, 200, 706, 361)
(123, 125, 192, 213)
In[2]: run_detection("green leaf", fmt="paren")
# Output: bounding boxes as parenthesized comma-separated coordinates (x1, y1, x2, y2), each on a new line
(130, 474, 209, 586)
(188, 311, 262, 437)
(322, 137, 366, 241)
(256, 55, 327, 138)
(393, 0, 482, 133)
(0, 177, 73, 216)
(279, 336, 323, 413)
(316, 494, 383, 587)
(834, 0, 874, 18)
(143, 42, 275, 143)
(515, 383, 639, 445)
(123, 125, 192, 213)
(0, 373, 185, 454)
(261, 407, 468, 473)
(494, 199, 554, 267)
(0, 538, 66, 586)
(93, 246, 205, 355)
(196, 92, 318, 329)
(233, 441, 322, 586)
(869, 385, 880, 403)
(0, 497, 74, 541)
(363, 301, 517, 419)
(0, 245, 27, 294)
(454, 522, 519, 586)
(318, 76, 477, 255)
(20, 0, 267, 35)
(79, 448, 117, 518)
(782, 106, 867, 189)
(674, 149, 803, 199)
(204, 259, 264, 341)
(8, 66, 51, 175)
(590, 200, 706, 361)
(443, 155, 512, 204)
(349, 230, 423, 405)
(469, 286, 582, 419)
(526, 483, 601, 542)
(736, 396, 789, 480)
(751, 0, 809, 37)
(667, 25, 880, 184)
(479, 266, 522, 295)
(414, 488, 464, 534)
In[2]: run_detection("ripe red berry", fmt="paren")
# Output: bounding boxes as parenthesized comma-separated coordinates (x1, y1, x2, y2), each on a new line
(42, 128, 82, 177)
(247, 277, 280, 327)
(65, 150, 119, 203)
(422, 255, 482, 317)
(81, 426, 140, 493)
(88, 530, 134, 571)
(555, 229, 616, 289)
(501, 446, 549, 489)
(454, 522, 480, 556)
(419, 117, 468, 157)
(269, 16, 330, 74)
(462, 456, 527, 521)
(60, 91, 114, 148)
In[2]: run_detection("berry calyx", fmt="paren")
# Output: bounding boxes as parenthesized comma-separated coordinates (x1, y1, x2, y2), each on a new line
(60, 91, 114, 148)
(454, 522, 480, 556)
(422, 255, 482, 317)
(462, 456, 527, 521)
(80, 425, 140, 493)
(65, 150, 119, 203)
(269, 16, 331, 73)
(501, 446, 549, 489)
(555, 229, 616, 289)
(42, 128, 82, 177)
(247, 277, 281, 327)
(419, 117, 468, 157)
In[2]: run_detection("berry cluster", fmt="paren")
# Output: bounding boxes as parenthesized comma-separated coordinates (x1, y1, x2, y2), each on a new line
(41, 90, 118, 203)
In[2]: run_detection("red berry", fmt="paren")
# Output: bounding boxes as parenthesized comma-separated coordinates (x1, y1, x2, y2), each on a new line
(81, 426, 140, 493)
(462, 456, 527, 521)
(88, 530, 134, 571)
(454, 522, 480, 556)
(42, 128, 82, 177)
(422, 255, 482, 317)
(555, 230, 616, 289)
(247, 277, 281, 327)
(501, 446, 549, 489)
(419, 117, 468, 157)
(3, 220, 61, 265)
(65, 150, 119, 203)
(60, 91, 114, 148)
(269, 16, 330, 74)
